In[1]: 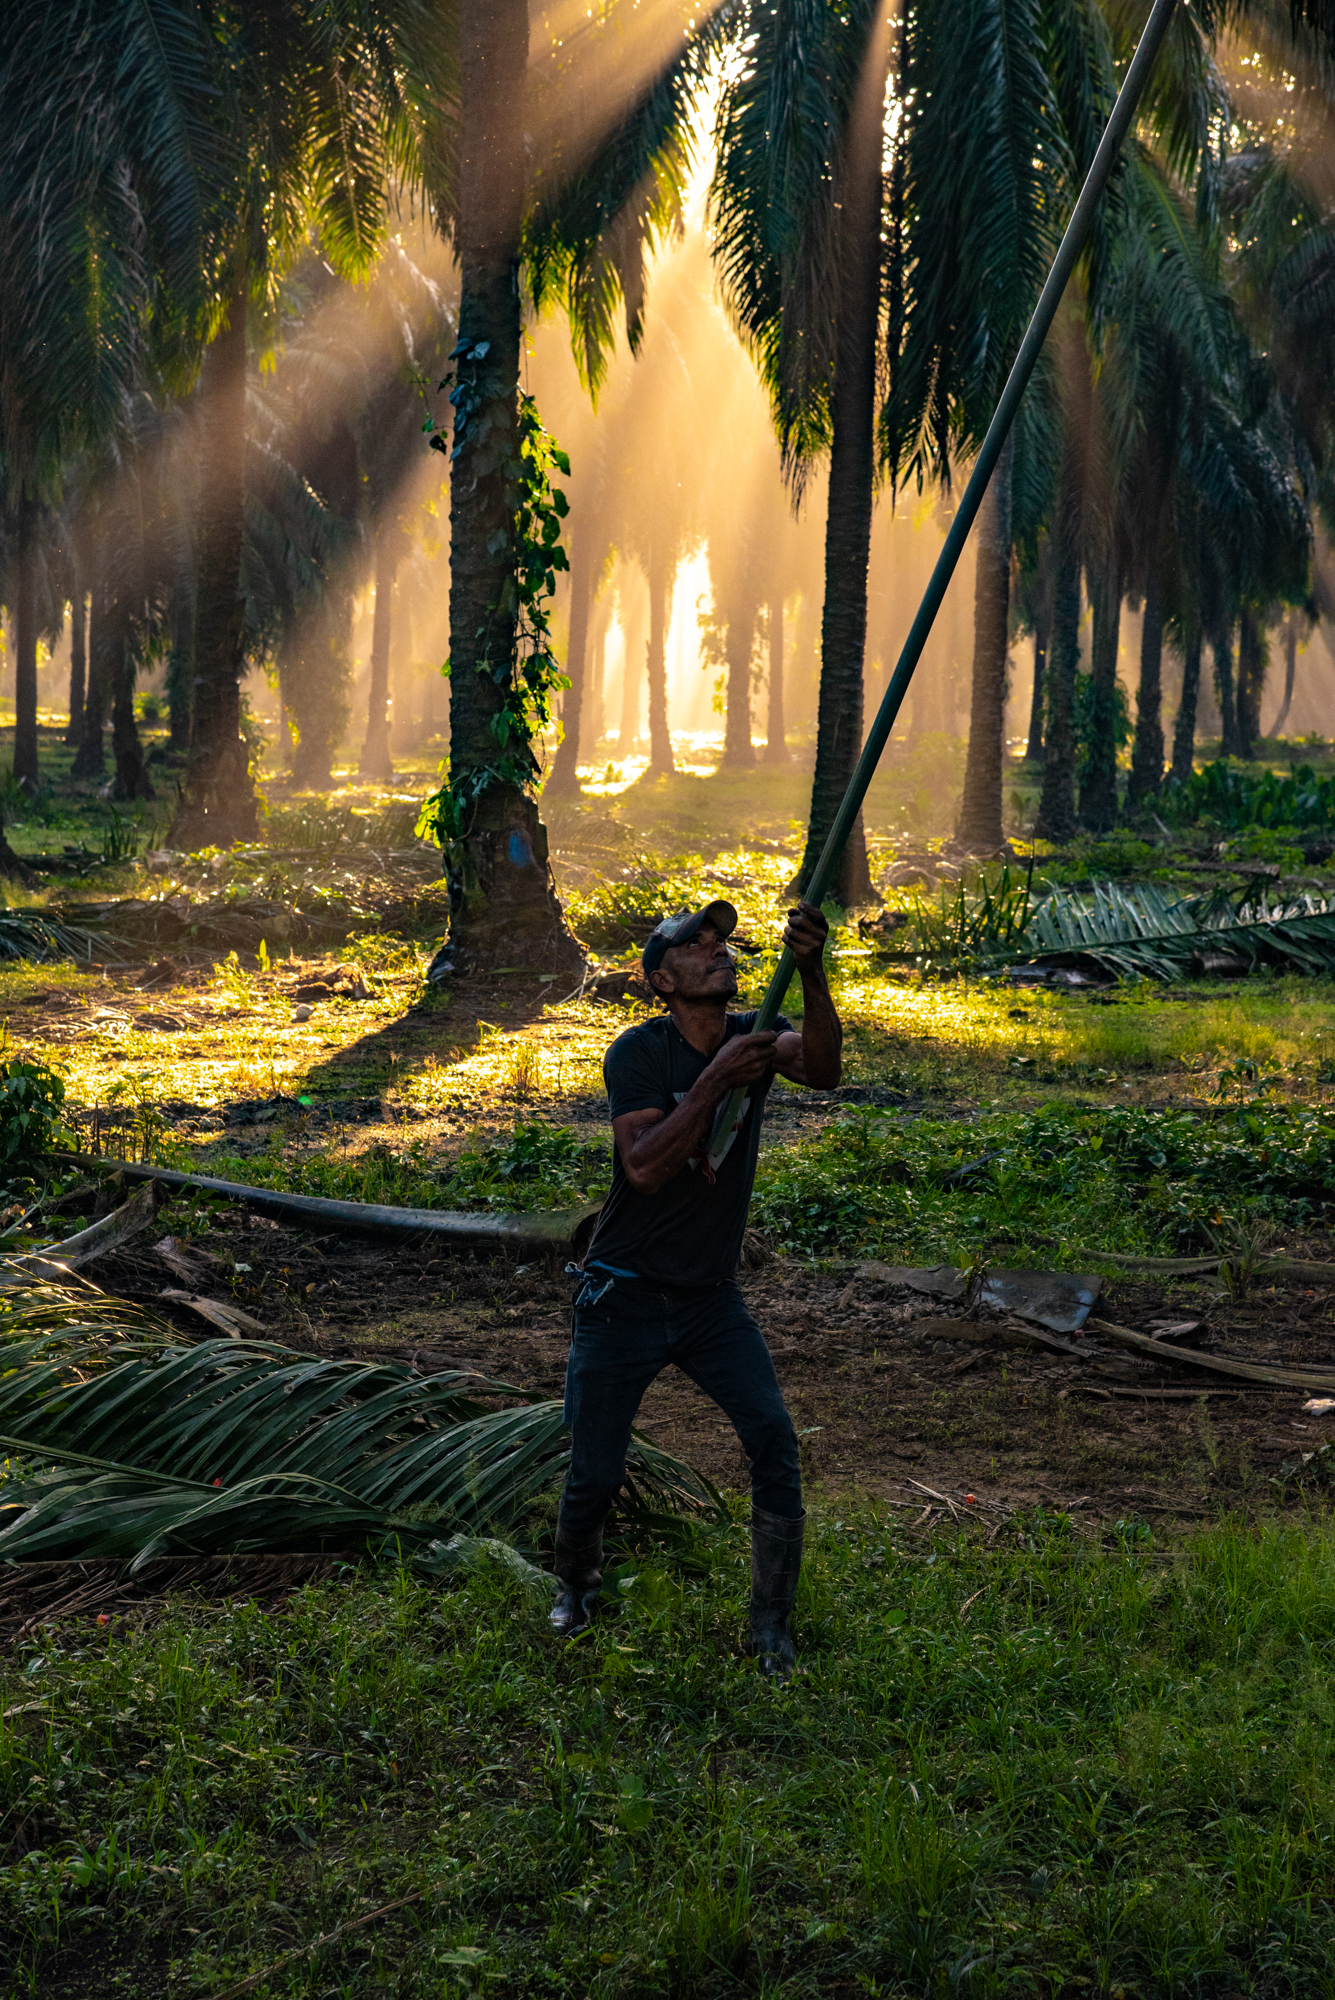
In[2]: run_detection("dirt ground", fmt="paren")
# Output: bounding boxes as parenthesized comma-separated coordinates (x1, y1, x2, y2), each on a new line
(75, 1205, 1335, 1526)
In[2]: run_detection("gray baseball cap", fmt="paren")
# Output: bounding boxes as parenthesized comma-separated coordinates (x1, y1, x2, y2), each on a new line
(641, 900, 738, 978)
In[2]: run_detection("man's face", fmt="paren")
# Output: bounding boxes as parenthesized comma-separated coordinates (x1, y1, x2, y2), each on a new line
(654, 922, 738, 1002)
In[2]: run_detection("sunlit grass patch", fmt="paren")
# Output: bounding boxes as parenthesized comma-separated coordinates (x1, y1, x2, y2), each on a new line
(407, 1007, 609, 1111)
(824, 970, 1335, 1096)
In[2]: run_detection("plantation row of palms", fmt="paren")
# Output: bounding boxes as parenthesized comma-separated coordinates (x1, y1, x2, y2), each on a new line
(3, 1, 1335, 954)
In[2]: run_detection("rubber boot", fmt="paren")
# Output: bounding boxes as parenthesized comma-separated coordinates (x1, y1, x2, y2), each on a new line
(550, 1520, 603, 1639)
(749, 1506, 804, 1680)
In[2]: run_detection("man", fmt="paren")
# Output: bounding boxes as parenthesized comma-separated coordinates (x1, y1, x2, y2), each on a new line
(552, 897, 842, 1678)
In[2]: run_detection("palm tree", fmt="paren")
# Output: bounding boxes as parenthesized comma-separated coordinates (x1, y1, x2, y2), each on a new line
(710, 0, 888, 900)
(883, 0, 1097, 855)
(428, 0, 733, 963)
(708, 0, 888, 894)
(2, 0, 444, 842)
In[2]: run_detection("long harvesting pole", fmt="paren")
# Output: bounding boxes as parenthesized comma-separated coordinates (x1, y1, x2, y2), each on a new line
(736, 0, 1178, 1057)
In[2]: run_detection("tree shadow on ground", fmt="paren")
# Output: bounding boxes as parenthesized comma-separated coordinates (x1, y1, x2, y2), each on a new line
(297, 970, 606, 1109)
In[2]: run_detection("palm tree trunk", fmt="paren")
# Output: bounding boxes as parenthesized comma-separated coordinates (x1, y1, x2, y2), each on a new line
(66, 561, 86, 750)
(720, 597, 755, 768)
(360, 535, 395, 780)
(646, 555, 675, 775)
(170, 277, 257, 846)
(443, 0, 579, 970)
(287, 592, 352, 790)
(1236, 608, 1263, 756)
(617, 589, 641, 753)
(1170, 627, 1201, 784)
(1079, 564, 1120, 831)
(956, 437, 1013, 852)
(791, 9, 887, 906)
(1127, 576, 1163, 808)
(166, 555, 195, 755)
(1215, 624, 1239, 757)
(1268, 615, 1297, 738)
(72, 518, 111, 781)
(1024, 596, 1048, 764)
(1035, 457, 1082, 843)
(13, 491, 39, 790)
(111, 603, 154, 801)
(547, 528, 593, 796)
(763, 594, 788, 763)
(392, 594, 415, 753)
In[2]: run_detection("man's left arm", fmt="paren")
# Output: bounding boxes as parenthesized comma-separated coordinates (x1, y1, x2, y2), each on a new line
(771, 901, 842, 1089)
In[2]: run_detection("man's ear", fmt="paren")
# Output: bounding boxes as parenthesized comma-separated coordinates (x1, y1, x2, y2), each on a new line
(649, 966, 673, 999)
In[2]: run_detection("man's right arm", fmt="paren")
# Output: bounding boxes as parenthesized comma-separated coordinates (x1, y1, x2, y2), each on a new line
(613, 1033, 778, 1195)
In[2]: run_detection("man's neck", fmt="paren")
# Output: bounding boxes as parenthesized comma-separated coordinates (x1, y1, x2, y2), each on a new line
(666, 995, 730, 1057)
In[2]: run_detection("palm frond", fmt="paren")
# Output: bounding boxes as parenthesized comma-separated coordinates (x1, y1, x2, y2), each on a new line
(0, 1322, 722, 1566)
(0, 914, 102, 964)
(710, 0, 878, 484)
(996, 880, 1335, 981)
(525, 3, 738, 399)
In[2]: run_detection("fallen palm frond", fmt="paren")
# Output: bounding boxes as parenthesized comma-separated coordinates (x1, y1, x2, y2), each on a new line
(994, 880, 1335, 982)
(885, 873, 1335, 982)
(0, 911, 100, 962)
(0, 1269, 173, 1343)
(0, 1321, 722, 1566)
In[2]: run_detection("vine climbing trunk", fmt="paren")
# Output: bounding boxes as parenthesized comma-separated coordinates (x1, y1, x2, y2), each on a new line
(170, 278, 258, 847)
(439, 0, 580, 971)
(956, 436, 1013, 853)
(790, 2, 888, 905)
(1127, 575, 1163, 808)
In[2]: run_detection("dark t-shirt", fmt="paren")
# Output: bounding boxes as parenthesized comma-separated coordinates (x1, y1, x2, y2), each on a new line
(583, 1009, 792, 1288)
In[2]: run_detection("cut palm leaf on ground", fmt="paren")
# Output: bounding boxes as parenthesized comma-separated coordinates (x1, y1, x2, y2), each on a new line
(997, 882, 1335, 983)
(0, 1322, 723, 1566)
(0, 912, 102, 962)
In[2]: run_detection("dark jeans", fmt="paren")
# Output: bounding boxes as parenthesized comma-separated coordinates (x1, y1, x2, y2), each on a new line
(559, 1270, 802, 1540)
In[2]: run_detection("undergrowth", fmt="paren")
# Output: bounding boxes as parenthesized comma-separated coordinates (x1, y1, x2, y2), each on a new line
(6, 1510, 1335, 1995)
(750, 1099, 1335, 1260)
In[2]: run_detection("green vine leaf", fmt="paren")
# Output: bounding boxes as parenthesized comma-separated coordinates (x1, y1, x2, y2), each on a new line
(418, 392, 572, 855)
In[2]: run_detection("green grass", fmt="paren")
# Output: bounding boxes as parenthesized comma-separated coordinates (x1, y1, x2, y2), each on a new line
(7, 1508, 1335, 1995)
(751, 1096, 1335, 1261)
